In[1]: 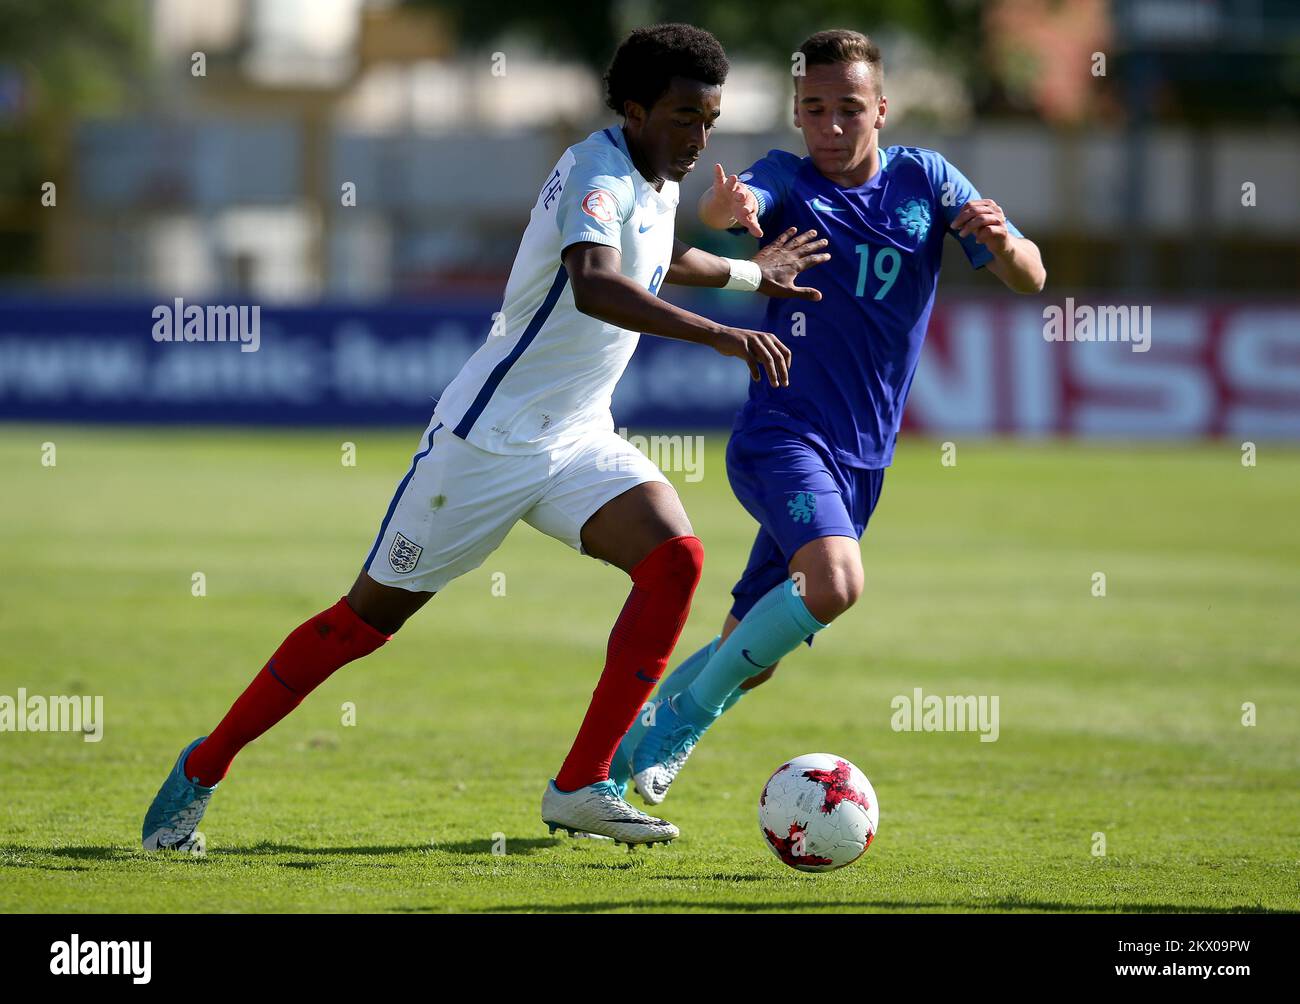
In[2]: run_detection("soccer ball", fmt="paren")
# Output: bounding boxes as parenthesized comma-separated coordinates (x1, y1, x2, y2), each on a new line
(758, 753, 878, 872)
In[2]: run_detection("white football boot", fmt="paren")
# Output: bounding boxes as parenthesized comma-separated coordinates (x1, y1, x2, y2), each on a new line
(541, 779, 679, 846)
(631, 695, 708, 806)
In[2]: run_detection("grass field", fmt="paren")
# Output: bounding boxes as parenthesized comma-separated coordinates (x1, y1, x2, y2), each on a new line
(1, 425, 1297, 913)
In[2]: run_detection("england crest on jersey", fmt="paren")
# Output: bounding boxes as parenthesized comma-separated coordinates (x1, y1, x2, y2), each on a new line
(388, 532, 423, 574)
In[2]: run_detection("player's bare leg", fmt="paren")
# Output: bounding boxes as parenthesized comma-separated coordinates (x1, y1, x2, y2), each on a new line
(540, 481, 703, 845)
(730, 534, 864, 688)
(346, 570, 435, 635)
(579, 480, 695, 574)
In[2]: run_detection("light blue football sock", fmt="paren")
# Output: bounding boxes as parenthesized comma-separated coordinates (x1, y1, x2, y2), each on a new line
(676, 579, 826, 726)
(658, 636, 747, 712)
(719, 681, 747, 714)
(666, 636, 749, 715)
(656, 636, 721, 702)
(615, 636, 719, 778)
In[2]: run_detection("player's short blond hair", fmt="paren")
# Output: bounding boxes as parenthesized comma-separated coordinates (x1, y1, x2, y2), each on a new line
(798, 29, 883, 96)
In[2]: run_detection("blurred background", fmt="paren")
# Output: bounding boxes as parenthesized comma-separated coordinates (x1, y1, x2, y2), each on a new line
(1, 0, 1297, 435)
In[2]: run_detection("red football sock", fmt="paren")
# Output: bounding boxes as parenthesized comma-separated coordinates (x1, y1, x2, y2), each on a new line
(184, 597, 389, 786)
(554, 535, 704, 792)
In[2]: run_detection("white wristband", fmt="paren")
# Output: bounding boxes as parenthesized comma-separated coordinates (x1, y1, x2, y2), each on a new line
(722, 257, 763, 292)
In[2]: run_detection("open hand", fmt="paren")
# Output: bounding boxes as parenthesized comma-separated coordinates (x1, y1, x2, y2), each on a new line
(751, 227, 830, 302)
(710, 326, 792, 387)
(711, 163, 763, 238)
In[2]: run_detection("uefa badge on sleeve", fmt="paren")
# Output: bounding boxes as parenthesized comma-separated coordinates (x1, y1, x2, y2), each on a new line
(388, 532, 423, 574)
(580, 189, 616, 222)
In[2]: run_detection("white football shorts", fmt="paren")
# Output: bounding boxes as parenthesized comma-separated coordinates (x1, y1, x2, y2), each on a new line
(363, 419, 670, 593)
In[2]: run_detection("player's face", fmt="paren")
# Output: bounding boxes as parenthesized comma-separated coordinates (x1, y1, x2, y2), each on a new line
(625, 77, 721, 183)
(794, 61, 887, 180)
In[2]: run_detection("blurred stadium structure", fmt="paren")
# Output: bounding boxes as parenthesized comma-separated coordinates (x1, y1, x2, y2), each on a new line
(1, 0, 1297, 436)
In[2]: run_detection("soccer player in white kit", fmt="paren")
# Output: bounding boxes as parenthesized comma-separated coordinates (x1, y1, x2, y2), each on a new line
(142, 24, 829, 849)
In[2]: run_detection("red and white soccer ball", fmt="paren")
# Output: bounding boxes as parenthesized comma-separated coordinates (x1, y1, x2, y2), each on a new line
(758, 753, 878, 872)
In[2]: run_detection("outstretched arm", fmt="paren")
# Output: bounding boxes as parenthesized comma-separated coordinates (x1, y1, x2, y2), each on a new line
(951, 198, 1046, 294)
(666, 230, 830, 300)
(665, 239, 729, 287)
(562, 241, 792, 387)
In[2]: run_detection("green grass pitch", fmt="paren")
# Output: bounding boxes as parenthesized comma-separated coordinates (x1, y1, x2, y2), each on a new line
(1, 425, 1297, 913)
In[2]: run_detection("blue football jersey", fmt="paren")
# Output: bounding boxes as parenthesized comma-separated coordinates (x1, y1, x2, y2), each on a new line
(734, 145, 1023, 468)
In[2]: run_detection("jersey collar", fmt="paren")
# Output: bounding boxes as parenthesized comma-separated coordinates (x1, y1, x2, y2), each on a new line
(601, 126, 630, 159)
(812, 145, 889, 194)
(601, 125, 676, 205)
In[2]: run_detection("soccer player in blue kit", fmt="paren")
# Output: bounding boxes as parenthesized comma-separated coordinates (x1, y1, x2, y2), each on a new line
(617, 28, 1047, 803)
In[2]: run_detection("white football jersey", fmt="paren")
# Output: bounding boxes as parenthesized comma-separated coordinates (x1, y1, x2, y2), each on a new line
(433, 126, 678, 454)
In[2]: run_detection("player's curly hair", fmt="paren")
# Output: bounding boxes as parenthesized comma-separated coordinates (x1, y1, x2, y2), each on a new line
(604, 23, 729, 116)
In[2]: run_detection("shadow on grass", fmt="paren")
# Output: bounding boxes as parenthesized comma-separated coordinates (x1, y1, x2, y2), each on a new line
(430, 838, 562, 855)
(0, 837, 564, 863)
(0, 843, 421, 865)
(5, 846, 1291, 914)
(210, 836, 578, 857)
(1, 846, 136, 868)
(206, 842, 427, 857)
(462, 900, 1294, 914)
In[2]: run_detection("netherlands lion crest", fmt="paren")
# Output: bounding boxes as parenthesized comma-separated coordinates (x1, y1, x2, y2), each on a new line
(388, 532, 423, 574)
(894, 198, 931, 239)
(787, 491, 818, 524)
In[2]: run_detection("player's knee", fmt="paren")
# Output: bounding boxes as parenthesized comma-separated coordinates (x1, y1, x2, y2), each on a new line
(801, 563, 863, 623)
(346, 593, 404, 636)
(346, 573, 430, 636)
(634, 533, 704, 600)
(667, 534, 705, 595)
